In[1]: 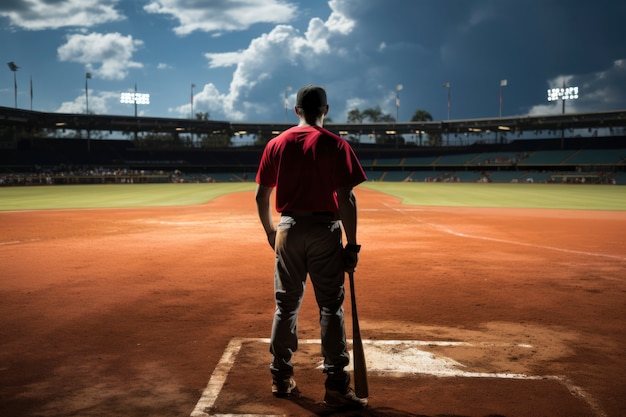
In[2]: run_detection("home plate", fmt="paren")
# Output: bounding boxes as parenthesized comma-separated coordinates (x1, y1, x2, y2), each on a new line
(349, 340, 541, 379)
(190, 338, 604, 417)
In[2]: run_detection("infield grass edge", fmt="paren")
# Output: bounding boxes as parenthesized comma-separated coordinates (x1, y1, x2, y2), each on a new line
(1, 182, 624, 211)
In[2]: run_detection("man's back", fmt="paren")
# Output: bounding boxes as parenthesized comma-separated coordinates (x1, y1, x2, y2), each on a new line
(257, 125, 363, 213)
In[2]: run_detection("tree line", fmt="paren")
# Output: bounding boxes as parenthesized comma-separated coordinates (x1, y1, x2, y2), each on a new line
(346, 107, 433, 123)
(344, 107, 441, 146)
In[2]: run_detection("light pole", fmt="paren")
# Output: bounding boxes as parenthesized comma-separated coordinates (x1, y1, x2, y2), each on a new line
(547, 82, 578, 114)
(120, 85, 150, 140)
(284, 86, 292, 121)
(85, 72, 91, 114)
(443, 82, 450, 120)
(547, 82, 579, 149)
(7, 62, 18, 108)
(190, 83, 195, 119)
(499, 79, 507, 117)
(395, 84, 403, 121)
(120, 84, 150, 117)
(443, 82, 451, 145)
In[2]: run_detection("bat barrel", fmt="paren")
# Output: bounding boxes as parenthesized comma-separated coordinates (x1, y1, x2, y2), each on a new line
(348, 271, 369, 398)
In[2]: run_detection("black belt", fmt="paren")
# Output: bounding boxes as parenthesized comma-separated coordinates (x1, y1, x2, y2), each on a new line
(281, 211, 335, 217)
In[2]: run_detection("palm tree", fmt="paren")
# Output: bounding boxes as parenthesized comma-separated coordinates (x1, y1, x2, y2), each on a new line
(410, 109, 433, 122)
(362, 106, 385, 122)
(346, 108, 363, 123)
(411, 109, 439, 146)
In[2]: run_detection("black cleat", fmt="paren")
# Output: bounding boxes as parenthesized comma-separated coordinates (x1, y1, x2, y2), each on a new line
(323, 387, 367, 409)
(272, 377, 297, 398)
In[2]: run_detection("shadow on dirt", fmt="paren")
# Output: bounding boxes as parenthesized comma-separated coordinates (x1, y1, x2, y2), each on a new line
(289, 393, 507, 417)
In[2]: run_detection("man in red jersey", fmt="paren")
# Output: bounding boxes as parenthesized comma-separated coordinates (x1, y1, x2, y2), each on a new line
(255, 85, 367, 409)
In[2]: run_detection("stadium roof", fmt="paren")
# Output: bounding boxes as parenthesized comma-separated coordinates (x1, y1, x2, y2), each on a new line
(1, 105, 625, 138)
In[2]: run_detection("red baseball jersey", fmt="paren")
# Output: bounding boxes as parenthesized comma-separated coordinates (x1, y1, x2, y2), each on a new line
(256, 126, 367, 213)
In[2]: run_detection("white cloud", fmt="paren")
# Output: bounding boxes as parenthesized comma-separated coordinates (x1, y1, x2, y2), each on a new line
(169, 83, 234, 120)
(143, 0, 297, 36)
(194, 1, 357, 121)
(528, 59, 626, 116)
(57, 32, 144, 80)
(461, 3, 496, 33)
(325, 0, 356, 35)
(205, 52, 243, 69)
(56, 90, 120, 115)
(0, 0, 124, 30)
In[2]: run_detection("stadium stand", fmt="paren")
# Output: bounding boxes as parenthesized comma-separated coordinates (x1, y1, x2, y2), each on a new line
(403, 156, 438, 166)
(522, 150, 576, 165)
(1, 106, 624, 185)
(432, 153, 482, 166)
(565, 149, 625, 165)
(380, 170, 412, 182)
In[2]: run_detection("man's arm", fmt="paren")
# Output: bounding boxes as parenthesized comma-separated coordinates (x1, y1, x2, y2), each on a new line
(337, 185, 360, 271)
(255, 184, 276, 250)
(337, 185, 358, 245)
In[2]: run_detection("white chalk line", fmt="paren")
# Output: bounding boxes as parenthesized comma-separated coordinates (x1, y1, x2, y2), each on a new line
(190, 337, 283, 417)
(190, 338, 605, 417)
(379, 204, 626, 262)
(0, 238, 41, 246)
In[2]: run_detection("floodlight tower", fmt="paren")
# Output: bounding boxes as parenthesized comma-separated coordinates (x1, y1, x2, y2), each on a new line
(395, 84, 403, 121)
(284, 86, 292, 122)
(191, 83, 195, 119)
(547, 82, 579, 149)
(7, 62, 19, 108)
(120, 84, 150, 141)
(443, 82, 451, 120)
(499, 79, 507, 117)
(547, 83, 579, 114)
(85, 72, 92, 114)
(120, 84, 150, 117)
(443, 82, 451, 145)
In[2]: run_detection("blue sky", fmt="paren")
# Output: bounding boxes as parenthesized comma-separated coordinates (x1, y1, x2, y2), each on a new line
(2, 0, 625, 123)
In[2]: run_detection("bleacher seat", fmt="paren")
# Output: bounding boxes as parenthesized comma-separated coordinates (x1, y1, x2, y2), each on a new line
(403, 156, 438, 166)
(488, 171, 525, 183)
(434, 153, 481, 165)
(382, 171, 411, 181)
(565, 149, 625, 165)
(522, 150, 575, 165)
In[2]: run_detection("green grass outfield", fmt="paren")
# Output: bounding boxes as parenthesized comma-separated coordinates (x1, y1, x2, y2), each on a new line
(0, 182, 624, 211)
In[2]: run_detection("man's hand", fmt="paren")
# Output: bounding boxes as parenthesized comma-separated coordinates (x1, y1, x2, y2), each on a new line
(344, 243, 361, 272)
(267, 230, 276, 250)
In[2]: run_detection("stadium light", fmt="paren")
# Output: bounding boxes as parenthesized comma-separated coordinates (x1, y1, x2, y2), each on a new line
(499, 79, 507, 117)
(120, 92, 151, 104)
(7, 61, 18, 108)
(85, 72, 91, 114)
(547, 84, 579, 114)
(120, 84, 150, 117)
(443, 82, 450, 120)
(190, 83, 195, 119)
(547, 86, 579, 102)
(548, 83, 579, 149)
(395, 84, 403, 121)
(284, 86, 292, 122)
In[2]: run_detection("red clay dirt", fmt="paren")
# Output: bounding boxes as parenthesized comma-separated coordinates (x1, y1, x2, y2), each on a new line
(1, 186, 625, 417)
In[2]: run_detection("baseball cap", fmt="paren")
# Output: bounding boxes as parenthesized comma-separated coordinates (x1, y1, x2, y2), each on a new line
(296, 85, 327, 109)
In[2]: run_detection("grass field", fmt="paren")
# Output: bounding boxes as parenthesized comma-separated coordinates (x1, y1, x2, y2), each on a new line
(0, 182, 625, 211)
(1, 181, 625, 416)
(362, 182, 626, 211)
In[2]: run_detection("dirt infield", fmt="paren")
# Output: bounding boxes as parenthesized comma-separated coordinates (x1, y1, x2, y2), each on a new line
(1, 187, 625, 417)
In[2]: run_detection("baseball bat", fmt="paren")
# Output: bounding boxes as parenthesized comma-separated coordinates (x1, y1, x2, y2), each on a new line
(348, 270, 369, 398)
